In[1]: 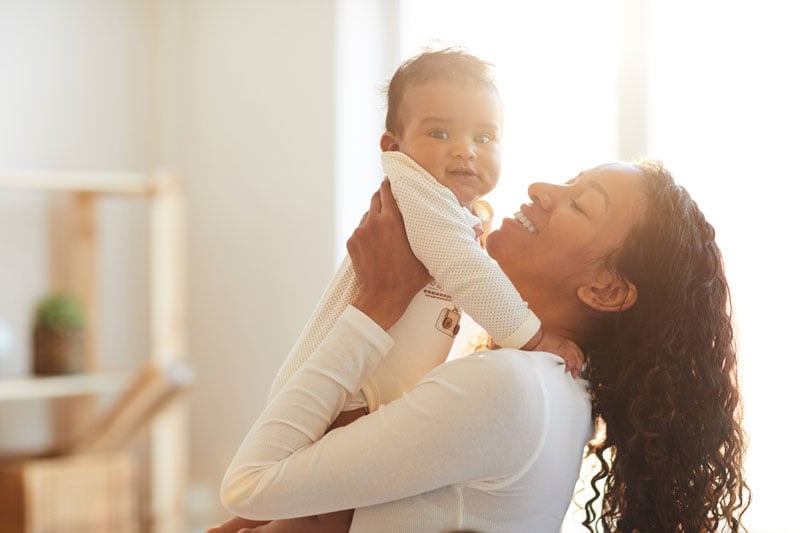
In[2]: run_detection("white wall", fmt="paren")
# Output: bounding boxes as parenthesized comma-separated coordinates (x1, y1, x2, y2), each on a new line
(169, 1, 338, 524)
(0, 0, 155, 449)
(0, 0, 340, 526)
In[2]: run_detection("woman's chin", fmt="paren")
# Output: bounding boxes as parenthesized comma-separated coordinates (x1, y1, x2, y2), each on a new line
(484, 225, 508, 259)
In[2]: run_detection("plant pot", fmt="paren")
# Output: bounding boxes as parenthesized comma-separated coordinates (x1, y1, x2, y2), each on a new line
(32, 327, 86, 375)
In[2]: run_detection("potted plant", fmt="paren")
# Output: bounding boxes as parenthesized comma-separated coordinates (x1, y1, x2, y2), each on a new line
(32, 292, 87, 375)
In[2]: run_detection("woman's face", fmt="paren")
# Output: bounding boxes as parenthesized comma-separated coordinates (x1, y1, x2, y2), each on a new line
(486, 163, 647, 297)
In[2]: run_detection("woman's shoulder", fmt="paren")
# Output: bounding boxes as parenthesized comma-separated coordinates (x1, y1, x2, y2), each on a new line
(424, 348, 590, 415)
(416, 349, 592, 465)
(441, 348, 586, 383)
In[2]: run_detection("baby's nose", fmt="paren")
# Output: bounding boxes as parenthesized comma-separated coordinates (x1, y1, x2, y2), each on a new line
(452, 139, 477, 159)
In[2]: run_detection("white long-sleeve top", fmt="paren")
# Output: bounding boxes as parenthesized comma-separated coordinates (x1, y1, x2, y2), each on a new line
(268, 151, 541, 411)
(222, 306, 593, 532)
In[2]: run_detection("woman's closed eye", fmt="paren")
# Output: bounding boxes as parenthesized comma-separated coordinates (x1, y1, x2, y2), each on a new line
(570, 199, 589, 217)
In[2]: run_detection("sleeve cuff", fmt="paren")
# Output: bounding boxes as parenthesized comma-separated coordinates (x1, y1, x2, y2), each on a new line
(495, 311, 542, 349)
(341, 305, 395, 355)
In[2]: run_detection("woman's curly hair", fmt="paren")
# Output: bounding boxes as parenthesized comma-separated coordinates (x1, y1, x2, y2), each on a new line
(581, 161, 750, 531)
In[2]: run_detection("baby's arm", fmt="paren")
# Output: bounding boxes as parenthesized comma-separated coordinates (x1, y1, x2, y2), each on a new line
(384, 152, 583, 371)
(206, 516, 269, 533)
(520, 330, 584, 378)
(384, 153, 535, 344)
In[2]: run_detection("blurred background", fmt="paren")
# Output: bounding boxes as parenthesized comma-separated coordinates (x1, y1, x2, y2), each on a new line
(0, 0, 797, 531)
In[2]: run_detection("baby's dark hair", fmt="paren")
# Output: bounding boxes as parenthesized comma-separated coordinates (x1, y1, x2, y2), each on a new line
(385, 47, 499, 134)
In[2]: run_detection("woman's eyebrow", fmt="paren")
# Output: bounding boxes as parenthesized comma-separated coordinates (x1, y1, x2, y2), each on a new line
(586, 179, 610, 211)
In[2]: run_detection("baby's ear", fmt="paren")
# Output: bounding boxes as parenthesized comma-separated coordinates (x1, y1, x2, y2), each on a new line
(380, 132, 400, 152)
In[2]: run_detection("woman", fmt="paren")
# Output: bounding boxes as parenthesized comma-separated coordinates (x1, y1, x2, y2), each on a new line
(217, 160, 749, 532)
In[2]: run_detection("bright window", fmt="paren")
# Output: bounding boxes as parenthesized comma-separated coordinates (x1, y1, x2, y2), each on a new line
(646, 2, 800, 530)
(337, 0, 797, 529)
(397, 0, 621, 222)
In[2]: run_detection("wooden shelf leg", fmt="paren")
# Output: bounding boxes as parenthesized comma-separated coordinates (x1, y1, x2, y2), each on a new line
(147, 172, 188, 533)
(47, 192, 100, 448)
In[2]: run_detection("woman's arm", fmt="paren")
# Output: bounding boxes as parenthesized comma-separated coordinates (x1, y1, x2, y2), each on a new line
(220, 182, 546, 520)
(209, 409, 366, 533)
(221, 332, 546, 519)
(346, 179, 432, 331)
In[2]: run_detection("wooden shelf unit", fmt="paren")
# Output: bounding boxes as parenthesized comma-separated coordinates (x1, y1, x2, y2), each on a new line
(0, 372, 133, 401)
(0, 170, 188, 533)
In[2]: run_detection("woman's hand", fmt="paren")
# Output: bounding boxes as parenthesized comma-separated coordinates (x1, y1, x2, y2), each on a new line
(205, 516, 270, 533)
(347, 179, 430, 331)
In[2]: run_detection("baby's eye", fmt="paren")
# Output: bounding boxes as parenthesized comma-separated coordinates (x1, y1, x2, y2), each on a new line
(429, 130, 449, 140)
(475, 134, 493, 144)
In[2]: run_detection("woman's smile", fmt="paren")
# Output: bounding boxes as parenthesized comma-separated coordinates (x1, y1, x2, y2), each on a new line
(512, 210, 538, 233)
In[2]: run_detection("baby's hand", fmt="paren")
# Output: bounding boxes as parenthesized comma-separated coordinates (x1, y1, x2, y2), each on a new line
(533, 331, 584, 378)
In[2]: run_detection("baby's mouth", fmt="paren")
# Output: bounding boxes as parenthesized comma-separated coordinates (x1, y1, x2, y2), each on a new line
(449, 167, 478, 178)
(513, 211, 538, 233)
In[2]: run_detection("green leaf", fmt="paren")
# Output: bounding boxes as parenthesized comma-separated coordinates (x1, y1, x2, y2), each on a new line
(33, 293, 86, 330)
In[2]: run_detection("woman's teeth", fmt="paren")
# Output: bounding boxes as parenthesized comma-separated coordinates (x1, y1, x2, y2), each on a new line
(514, 211, 537, 233)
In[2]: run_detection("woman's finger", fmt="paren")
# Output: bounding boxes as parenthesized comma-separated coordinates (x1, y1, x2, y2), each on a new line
(357, 186, 382, 229)
(378, 178, 399, 217)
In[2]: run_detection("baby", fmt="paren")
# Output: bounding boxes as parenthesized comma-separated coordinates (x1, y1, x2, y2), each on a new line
(213, 48, 582, 533)
(267, 48, 582, 417)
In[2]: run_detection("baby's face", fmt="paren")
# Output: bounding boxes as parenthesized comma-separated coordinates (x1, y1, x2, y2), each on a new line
(386, 80, 502, 206)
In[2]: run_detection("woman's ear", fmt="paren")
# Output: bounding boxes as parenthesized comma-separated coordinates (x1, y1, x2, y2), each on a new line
(577, 271, 638, 312)
(380, 131, 400, 152)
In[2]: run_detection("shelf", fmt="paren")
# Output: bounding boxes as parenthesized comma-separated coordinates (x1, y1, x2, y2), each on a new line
(0, 169, 187, 532)
(0, 372, 132, 401)
(0, 171, 159, 196)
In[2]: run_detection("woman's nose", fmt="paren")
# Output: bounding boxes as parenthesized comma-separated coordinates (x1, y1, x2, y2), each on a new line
(527, 183, 556, 211)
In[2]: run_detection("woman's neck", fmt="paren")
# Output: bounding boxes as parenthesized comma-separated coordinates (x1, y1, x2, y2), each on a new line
(520, 285, 589, 346)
